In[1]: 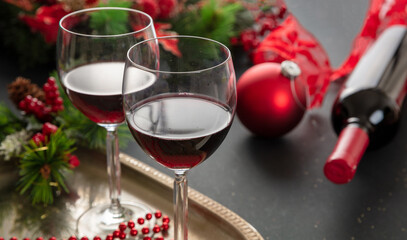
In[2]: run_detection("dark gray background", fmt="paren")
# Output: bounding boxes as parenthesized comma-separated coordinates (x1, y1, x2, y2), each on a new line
(4, 0, 407, 239)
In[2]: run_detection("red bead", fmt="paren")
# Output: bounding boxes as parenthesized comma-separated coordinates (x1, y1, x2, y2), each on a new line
(113, 230, 120, 238)
(137, 217, 145, 225)
(105, 234, 113, 240)
(153, 224, 161, 233)
(49, 237, 57, 240)
(93, 237, 101, 240)
(162, 215, 170, 224)
(143, 237, 151, 240)
(119, 222, 127, 231)
(155, 237, 164, 240)
(146, 213, 152, 220)
(130, 229, 138, 236)
(142, 227, 150, 234)
(119, 232, 126, 240)
(68, 237, 77, 240)
(154, 210, 162, 219)
(161, 223, 169, 231)
(23, 238, 30, 240)
(127, 220, 135, 229)
(10, 237, 17, 240)
(80, 237, 88, 240)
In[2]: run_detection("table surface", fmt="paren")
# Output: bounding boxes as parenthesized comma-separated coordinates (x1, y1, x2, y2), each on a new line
(3, 0, 407, 239)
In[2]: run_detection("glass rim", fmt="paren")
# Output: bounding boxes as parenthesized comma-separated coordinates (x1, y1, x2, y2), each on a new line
(59, 7, 154, 38)
(126, 35, 232, 74)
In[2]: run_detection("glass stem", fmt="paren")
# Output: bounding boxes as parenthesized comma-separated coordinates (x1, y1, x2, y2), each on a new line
(174, 170, 188, 240)
(106, 126, 122, 215)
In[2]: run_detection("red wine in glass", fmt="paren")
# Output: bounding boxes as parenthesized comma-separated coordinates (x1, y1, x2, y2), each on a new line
(62, 62, 125, 124)
(127, 94, 233, 169)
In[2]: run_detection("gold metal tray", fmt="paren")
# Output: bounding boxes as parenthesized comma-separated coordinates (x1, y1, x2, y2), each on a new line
(0, 149, 263, 240)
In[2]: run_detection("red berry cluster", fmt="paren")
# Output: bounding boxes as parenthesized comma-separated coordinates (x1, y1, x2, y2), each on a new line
(18, 77, 64, 121)
(232, 5, 288, 52)
(31, 122, 58, 145)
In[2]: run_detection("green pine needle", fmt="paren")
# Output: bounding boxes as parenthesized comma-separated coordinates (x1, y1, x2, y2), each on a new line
(0, 102, 24, 142)
(18, 130, 75, 205)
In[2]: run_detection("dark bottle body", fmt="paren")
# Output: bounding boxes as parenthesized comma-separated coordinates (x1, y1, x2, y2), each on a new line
(325, 25, 407, 184)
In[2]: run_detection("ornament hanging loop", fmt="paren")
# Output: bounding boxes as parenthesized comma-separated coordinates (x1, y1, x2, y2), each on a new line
(281, 60, 308, 110)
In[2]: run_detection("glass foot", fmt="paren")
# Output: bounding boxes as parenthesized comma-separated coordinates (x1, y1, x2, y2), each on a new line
(76, 201, 154, 237)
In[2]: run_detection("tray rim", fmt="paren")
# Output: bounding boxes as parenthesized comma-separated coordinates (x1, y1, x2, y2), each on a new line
(119, 152, 264, 240)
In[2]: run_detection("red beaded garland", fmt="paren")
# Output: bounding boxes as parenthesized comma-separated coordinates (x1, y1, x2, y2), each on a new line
(113, 230, 120, 238)
(142, 227, 150, 235)
(130, 229, 138, 236)
(137, 217, 145, 225)
(154, 210, 162, 219)
(127, 220, 135, 229)
(153, 225, 161, 233)
(162, 216, 170, 224)
(119, 232, 126, 240)
(119, 222, 127, 231)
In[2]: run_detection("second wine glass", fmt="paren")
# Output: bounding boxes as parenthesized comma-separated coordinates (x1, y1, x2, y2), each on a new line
(57, 7, 156, 236)
(123, 36, 237, 240)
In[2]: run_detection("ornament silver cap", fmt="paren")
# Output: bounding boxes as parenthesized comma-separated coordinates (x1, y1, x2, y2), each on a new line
(281, 60, 301, 79)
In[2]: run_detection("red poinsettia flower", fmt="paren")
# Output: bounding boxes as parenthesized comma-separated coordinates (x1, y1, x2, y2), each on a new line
(155, 22, 181, 57)
(20, 4, 70, 43)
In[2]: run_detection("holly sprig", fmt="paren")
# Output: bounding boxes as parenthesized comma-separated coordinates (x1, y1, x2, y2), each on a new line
(18, 129, 76, 205)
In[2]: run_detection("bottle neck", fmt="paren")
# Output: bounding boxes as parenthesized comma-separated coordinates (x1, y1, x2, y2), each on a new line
(324, 124, 370, 184)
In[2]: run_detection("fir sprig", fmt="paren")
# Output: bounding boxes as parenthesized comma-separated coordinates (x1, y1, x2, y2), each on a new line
(18, 129, 75, 205)
(0, 102, 24, 142)
(171, 0, 243, 45)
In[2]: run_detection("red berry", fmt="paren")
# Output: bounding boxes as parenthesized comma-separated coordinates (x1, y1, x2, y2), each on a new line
(46, 91, 56, 99)
(113, 230, 120, 238)
(42, 122, 58, 136)
(93, 237, 101, 240)
(162, 215, 170, 224)
(43, 83, 52, 92)
(18, 100, 27, 111)
(153, 224, 161, 233)
(80, 237, 88, 240)
(127, 220, 135, 228)
(119, 222, 127, 231)
(25, 95, 33, 102)
(142, 227, 150, 234)
(146, 213, 152, 220)
(138, 217, 145, 225)
(47, 76, 56, 85)
(119, 232, 126, 240)
(105, 234, 113, 240)
(130, 229, 138, 236)
(154, 210, 162, 219)
(54, 97, 63, 105)
(32, 132, 45, 145)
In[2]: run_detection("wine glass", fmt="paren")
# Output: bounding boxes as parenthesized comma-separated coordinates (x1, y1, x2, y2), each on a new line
(57, 7, 156, 236)
(123, 36, 237, 240)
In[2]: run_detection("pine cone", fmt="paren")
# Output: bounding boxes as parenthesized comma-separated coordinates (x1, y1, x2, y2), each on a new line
(7, 76, 45, 105)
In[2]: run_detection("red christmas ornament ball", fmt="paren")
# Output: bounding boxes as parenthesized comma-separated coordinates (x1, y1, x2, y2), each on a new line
(237, 62, 307, 137)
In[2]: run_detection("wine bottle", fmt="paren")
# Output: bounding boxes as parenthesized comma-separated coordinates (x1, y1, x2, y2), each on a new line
(324, 25, 407, 184)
